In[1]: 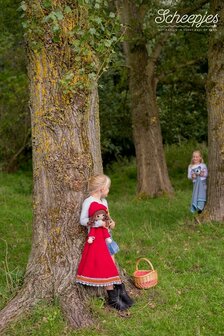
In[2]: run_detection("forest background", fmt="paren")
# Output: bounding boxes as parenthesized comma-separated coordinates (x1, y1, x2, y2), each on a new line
(0, 0, 224, 335)
(0, 0, 208, 171)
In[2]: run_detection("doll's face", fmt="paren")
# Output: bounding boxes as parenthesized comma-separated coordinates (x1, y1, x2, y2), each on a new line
(95, 213, 106, 220)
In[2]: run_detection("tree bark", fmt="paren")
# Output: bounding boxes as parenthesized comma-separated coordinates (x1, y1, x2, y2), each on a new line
(204, 0, 224, 221)
(0, 1, 103, 332)
(117, 0, 173, 197)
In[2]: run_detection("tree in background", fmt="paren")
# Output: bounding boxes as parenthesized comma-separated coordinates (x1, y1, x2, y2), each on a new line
(116, 0, 173, 197)
(0, 0, 30, 172)
(205, 0, 224, 221)
(115, 0, 209, 197)
(0, 0, 120, 331)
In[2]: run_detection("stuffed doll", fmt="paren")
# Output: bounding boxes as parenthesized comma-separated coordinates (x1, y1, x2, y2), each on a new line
(87, 210, 112, 244)
(87, 202, 119, 255)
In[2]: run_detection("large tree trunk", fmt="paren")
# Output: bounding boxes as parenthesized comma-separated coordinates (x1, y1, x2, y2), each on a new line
(0, 1, 103, 332)
(117, 0, 173, 197)
(204, 0, 224, 221)
(129, 46, 173, 196)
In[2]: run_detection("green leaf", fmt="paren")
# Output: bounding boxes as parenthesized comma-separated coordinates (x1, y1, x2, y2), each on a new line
(52, 24, 60, 32)
(64, 6, 72, 14)
(42, 0, 52, 9)
(104, 40, 112, 47)
(94, 17, 102, 25)
(43, 12, 55, 23)
(88, 72, 97, 80)
(20, 1, 27, 11)
(89, 28, 96, 35)
(109, 12, 115, 18)
(54, 11, 64, 21)
(21, 21, 28, 29)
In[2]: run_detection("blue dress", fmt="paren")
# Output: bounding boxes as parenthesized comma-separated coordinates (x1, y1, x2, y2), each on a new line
(188, 163, 208, 213)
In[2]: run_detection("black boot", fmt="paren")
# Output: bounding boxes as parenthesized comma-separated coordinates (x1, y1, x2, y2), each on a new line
(107, 289, 129, 311)
(114, 283, 134, 307)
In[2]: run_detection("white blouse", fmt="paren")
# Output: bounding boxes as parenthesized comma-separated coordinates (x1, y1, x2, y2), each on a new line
(188, 163, 208, 182)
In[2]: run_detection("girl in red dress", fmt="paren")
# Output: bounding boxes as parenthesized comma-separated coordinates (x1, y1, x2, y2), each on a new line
(76, 174, 133, 311)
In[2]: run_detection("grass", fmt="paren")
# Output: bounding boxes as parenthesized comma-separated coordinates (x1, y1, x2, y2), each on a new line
(0, 144, 224, 336)
(0, 171, 32, 309)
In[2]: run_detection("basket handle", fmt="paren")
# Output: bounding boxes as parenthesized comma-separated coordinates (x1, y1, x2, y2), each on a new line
(135, 258, 154, 271)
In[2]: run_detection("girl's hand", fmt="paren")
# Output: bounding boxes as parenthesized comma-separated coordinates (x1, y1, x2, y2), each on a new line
(200, 170, 204, 177)
(192, 173, 196, 179)
(109, 220, 116, 229)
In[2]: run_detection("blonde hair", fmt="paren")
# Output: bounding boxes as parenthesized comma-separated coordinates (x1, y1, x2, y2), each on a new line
(190, 150, 204, 165)
(88, 174, 111, 194)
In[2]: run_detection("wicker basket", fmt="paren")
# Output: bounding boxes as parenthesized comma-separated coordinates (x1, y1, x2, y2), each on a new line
(133, 258, 158, 289)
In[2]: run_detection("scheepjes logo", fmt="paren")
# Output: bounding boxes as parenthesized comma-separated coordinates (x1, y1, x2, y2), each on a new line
(155, 9, 218, 31)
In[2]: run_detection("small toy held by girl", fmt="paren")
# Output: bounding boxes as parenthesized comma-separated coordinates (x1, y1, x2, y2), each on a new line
(76, 174, 133, 311)
(188, 150, 208, 213)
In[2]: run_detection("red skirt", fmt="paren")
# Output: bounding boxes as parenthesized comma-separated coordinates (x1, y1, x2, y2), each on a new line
(76, 227, 121, 287)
